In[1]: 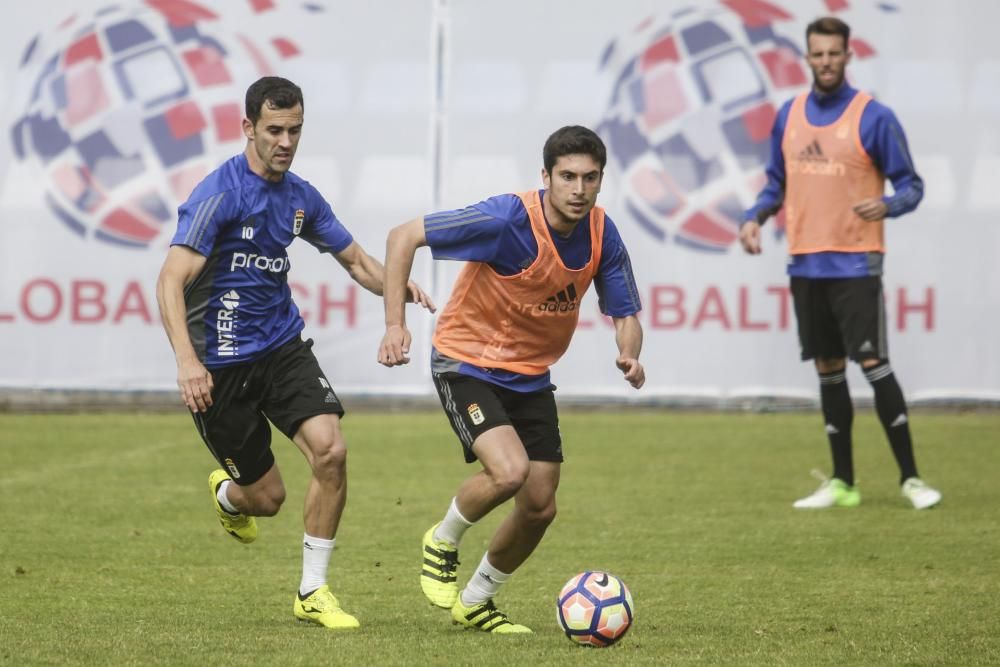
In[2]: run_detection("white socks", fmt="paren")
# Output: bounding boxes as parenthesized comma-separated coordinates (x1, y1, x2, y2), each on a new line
(218, 485, 336, 598)
(216, 480, 239, 514)
(433, 497, 474, 546)
(299, 534, 335, 597)
(460, 553, 510, 606)
(433, 498, 507, 606)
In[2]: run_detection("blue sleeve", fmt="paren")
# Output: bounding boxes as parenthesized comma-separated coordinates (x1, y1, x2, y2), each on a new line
(860, 102, 924, 218)
(301, 184, 353, 254)
(424, 193, 526, 263)
(743, 99, 792, 225)
(171, 187, 238, 256)
(593, 216, 642, 317)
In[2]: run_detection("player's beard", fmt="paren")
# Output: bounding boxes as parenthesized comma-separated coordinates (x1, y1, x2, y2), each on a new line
(268, 155, 293, 174)
(813, 68, 844, 94)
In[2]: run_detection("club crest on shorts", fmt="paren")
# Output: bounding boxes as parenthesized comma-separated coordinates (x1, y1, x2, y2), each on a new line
(467, 402, 485, 425)
(293, 209, 305, 235)
(224, 457, 241, 479)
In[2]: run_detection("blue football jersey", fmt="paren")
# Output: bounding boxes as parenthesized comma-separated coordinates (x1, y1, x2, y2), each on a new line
(171, 153, 353, 368)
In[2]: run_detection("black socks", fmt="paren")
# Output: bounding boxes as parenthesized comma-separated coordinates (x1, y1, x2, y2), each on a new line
(819, 369, 855, 486)
(864, 362, 918, 483)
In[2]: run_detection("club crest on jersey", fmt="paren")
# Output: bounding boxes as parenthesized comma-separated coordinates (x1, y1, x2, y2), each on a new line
(467, 403, 485, 425)
(293, 209, 305, 235)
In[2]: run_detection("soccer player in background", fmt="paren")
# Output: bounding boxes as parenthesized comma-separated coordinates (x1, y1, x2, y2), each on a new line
(378, 126, 645, 633)
(156, 76, 434, 629)
(740, 17, 942, 510)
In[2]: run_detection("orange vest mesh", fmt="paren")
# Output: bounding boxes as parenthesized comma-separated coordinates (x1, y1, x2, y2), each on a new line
(782, 91, 885, 254)
(432, 190, 605, 376)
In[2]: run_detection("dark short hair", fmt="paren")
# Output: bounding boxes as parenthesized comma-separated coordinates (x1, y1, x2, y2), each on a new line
(245, 76, 304, 125)
(806, 16, 850, 49)
(543, 125, 607, 174)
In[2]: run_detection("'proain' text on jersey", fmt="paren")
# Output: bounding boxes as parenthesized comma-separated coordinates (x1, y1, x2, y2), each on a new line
(171, 154, 353, 368)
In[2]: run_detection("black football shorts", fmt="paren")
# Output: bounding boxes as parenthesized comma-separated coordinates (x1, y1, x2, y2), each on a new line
(191, 337, 345, 485)
(432, 371, 563, 464)
(790, 276, 887, 362)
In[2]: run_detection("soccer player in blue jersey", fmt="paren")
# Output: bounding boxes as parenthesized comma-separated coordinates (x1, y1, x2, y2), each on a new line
(378, 126, 645, 633)
(156, 76, 434, 629)
(740, 17, 941, 510)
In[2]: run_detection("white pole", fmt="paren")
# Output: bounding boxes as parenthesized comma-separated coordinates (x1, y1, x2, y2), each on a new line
(426, 0, 450, 374)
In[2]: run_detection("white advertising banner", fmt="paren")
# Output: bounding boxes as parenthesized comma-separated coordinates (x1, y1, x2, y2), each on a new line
(0, 0, 437, 394)
(1, 0, 997, 402)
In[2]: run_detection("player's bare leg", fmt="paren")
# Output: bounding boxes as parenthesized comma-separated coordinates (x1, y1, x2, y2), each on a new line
(450, 440, 557, 634)
(224, 464, 287, 516)
(483, 460, 559, 574)
(290, 414, 358, 629)
(457, 426, 531, 519)
(421, 426, 527, 608)
(208, 462, 286, 543)
(293, 414, 348, 539)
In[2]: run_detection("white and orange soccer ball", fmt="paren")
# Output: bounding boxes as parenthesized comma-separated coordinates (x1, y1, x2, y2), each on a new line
(556, 571, 634, 647)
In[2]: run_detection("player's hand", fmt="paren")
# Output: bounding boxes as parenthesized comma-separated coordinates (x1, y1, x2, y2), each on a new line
(853, 198, 888, 221)
(616, 357, 645, 389)
(379, 324, 412, 367)
(406, 280, 437, 313)
(739, 221, 762, 254)
(177, 356, 214, 413)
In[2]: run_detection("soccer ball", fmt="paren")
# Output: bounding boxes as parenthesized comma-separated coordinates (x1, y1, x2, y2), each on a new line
(556, 571, 634, 647)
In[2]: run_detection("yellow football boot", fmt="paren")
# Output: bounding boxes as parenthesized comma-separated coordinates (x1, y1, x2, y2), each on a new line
(421, 523, 460, 608)
(293, 585, 360, 629)
(451, 598, 532, 634)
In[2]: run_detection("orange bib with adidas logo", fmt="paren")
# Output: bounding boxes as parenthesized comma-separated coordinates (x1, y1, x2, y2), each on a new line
(432, 189, 605, 376)
(782, 91, 885, 254)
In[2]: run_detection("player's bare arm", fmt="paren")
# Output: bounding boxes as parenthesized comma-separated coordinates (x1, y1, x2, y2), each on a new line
(334, 240, 435, 309)
(156, 245, 214, 413)
(332, 240, 386, 294)
(853, 197, 888, 221)
(379, 218, 428, 367)
(739, 220, 762, 254)
(613, 314, 645, 389)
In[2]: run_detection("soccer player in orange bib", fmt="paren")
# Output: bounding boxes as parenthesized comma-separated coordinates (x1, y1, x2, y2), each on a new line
(741, 17, 941, 510)
(379, 126, 645, 633)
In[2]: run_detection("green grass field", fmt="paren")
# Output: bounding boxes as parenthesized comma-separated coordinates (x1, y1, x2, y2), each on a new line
(1, 409, 998, 665)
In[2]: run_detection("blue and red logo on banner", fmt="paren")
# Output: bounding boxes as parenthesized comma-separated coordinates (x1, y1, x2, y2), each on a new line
(10, 0, 320, 249)
(599, 0, 892, 252)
